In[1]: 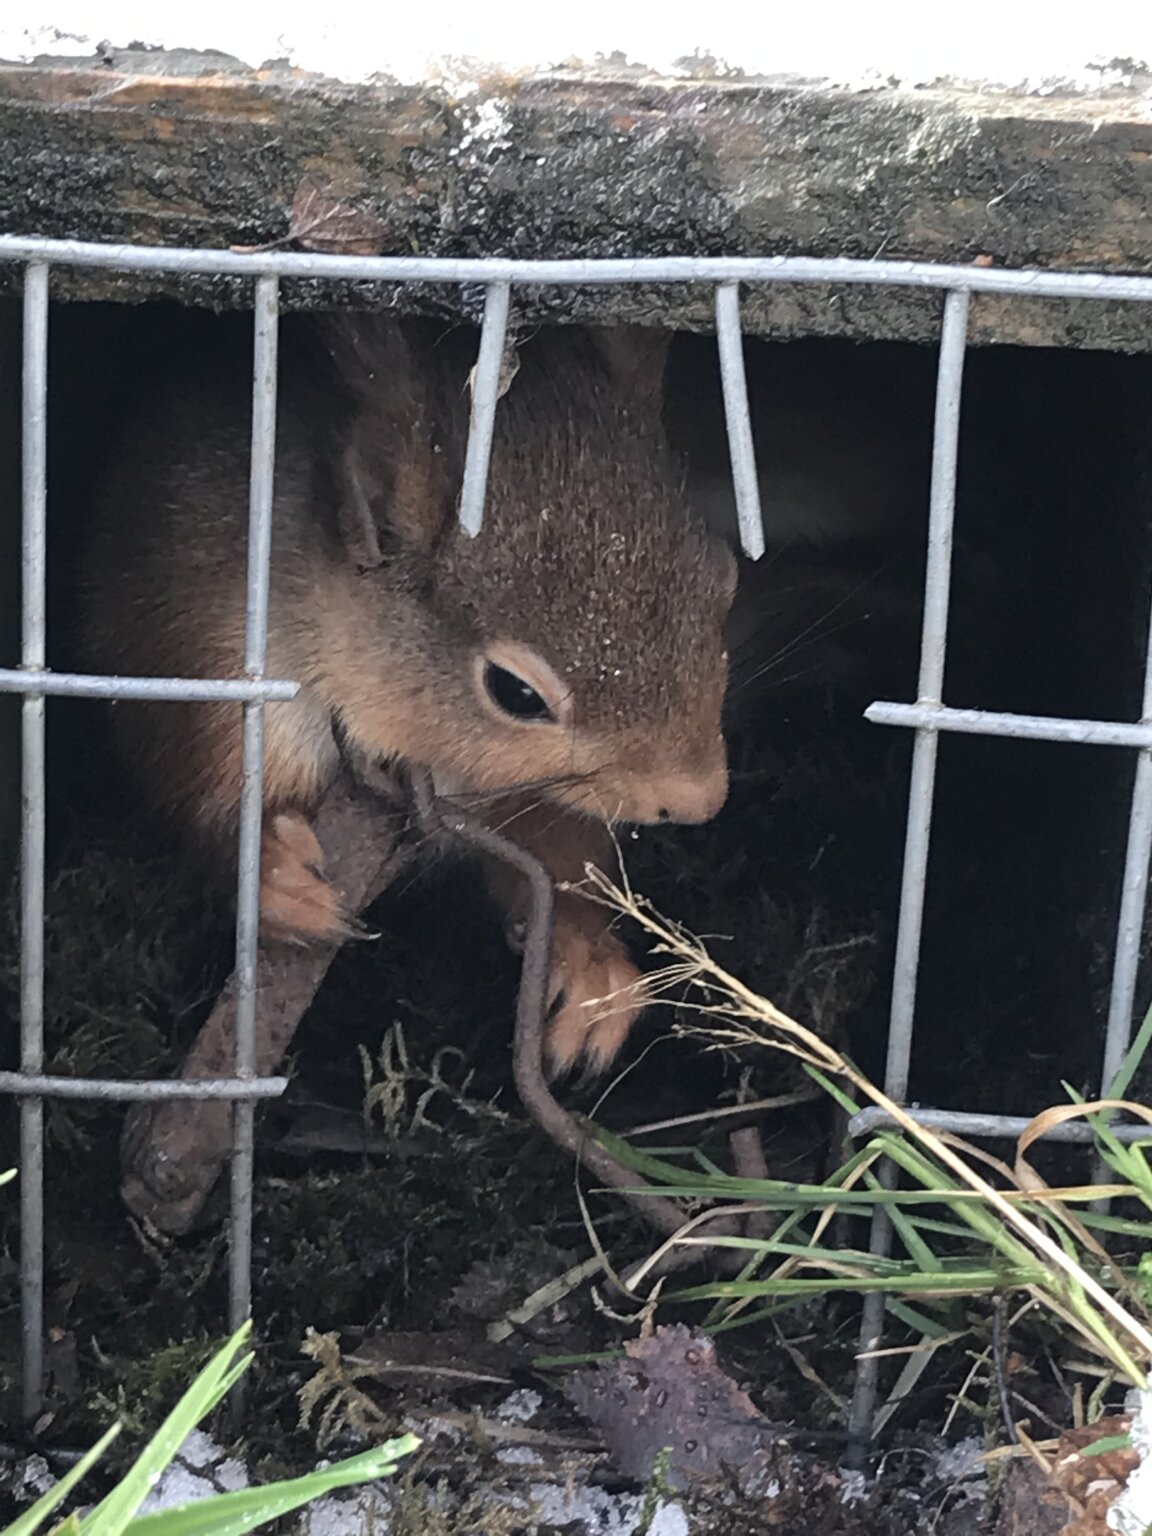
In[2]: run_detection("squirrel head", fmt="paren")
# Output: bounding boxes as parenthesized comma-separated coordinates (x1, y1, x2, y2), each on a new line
(317, 317, 735, 827)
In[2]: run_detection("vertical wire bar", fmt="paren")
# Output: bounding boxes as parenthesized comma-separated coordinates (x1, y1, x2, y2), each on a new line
(849, 287, 971, 1447)
(884, 284, 971, 1094)
(1090, 589, 1152, 1190)
(19, 262, 49, 1420)
(1100, 675, 1152, 1098)
(715, 281, 766, 561)
(458, 281, 511, 537)
(229, 274, 279, 1410)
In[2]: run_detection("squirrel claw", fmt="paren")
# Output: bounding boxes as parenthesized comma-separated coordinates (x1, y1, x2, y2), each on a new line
(539, 900, 645, 1079)
(257, 811, 368, 946)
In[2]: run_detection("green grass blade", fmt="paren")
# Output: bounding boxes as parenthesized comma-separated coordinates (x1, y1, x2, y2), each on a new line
(121, 1437, 420, 1536)
(703, 1205, 815, 1327)
(669, 1268, 1037, 1301)
(683, 1234, 905, 1268)
(803, 1066, 861, 1117)
(885, 1299, 956, 1338)
(1077, 1209, 1152, 1239)
(1078, 1433, 1132, 1456)
(874, 1188, 941, 1275)
(3, 1425, 121, 1536)
(1106, 1001, 1152, 1101)
(80, 1327, 253, 1535)
(708, 1299, 821, 1333)
(893, 1215, 987, 1241)
(689, 1149, 730, 1178)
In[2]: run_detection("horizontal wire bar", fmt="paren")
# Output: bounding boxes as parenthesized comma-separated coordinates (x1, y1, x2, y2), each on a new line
(0, 669, 298, 701)
(867, 700, 1152, 747)
(6, 237, 1152, 304)
(0, 1072, 289, 1101)
(848, 1105, 1152, 1146)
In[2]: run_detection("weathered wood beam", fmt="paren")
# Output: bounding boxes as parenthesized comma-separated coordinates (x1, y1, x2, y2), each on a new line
(3, 50, 1152, 348)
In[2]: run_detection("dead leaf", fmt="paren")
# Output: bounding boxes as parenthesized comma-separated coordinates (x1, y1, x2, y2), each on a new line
(992, 1459, 1069, 1536)
(567, 1323, 784, 1492)
(231, 178, 391, 256)
(1006, 1415, 1141, 1536)
(467, 336, 521, 405)
(287, 176, 389, 256)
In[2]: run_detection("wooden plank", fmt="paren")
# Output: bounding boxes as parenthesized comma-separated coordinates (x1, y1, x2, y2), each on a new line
(2, 50, 1152, 348)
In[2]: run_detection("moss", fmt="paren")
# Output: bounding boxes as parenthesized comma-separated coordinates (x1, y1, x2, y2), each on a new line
(252, 1129, 578, 1343)
(0, 832, 230, 1160)
(387, 1476, 534, 1536)
(83, 1335, 222, 1439)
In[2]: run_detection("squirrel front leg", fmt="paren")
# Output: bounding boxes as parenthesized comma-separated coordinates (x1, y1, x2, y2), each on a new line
(477, 798, 645, 1076)
(257, 809, 364, 945)
(131, 697, 357, 946)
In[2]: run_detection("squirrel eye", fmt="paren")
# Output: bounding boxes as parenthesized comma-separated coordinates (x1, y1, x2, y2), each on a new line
(483, 662, 554, 722)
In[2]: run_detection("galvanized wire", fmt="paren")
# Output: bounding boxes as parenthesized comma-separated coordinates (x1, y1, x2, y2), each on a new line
(458, 281, 511, 536)
(7, 237, 1152, 302)
(0, 1073, 289, 1100)
(866, 701, 1152, 748)
(19, 262, 49, 1422)
(0, 669, 297, 702)
(228, 274, 280, 1413)
(715, 282, 765, 561)
(1101, 601, 1152, 1095)
(848, 1106, 1152, 1145)
(849, 288, 970, 1449)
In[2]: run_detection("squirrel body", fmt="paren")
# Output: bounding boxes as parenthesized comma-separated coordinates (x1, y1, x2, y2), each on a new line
(80, 318, 735, 1072)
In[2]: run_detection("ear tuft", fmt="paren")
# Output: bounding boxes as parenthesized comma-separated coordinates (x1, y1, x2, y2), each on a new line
(316, 313, 454, 559)
(711, 534, 740, 605)
(336, 442, 386, 570)
(316, 312, 413, 402)
(587, 326, 674, 411)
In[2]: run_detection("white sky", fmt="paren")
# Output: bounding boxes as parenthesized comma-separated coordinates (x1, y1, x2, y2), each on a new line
(3, 0, 1152, 90)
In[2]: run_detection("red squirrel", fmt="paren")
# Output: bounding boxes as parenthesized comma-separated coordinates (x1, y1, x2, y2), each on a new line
(80, 317, 736, 1075)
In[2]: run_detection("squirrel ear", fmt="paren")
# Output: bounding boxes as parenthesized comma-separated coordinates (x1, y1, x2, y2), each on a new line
(337, 422, 453, 563)
(335, 440, 386, 570)
(317, 312, 413, 401)
(318, 314, 453, 560)
(712, 535, 740, 604)
(587, 326, 673, 411)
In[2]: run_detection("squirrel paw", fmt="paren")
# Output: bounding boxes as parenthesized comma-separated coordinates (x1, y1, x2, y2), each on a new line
(257, 811, 367, 945)
(542, 901, 645, 1077)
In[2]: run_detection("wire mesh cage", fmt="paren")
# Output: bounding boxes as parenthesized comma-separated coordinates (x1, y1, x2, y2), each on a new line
(3, 236, 1152, 1438)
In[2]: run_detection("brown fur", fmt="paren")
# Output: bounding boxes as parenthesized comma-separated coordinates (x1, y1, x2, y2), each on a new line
(80, 317, 735, 1073)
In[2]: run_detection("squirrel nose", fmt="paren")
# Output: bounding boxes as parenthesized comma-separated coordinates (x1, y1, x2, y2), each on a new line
(645, 764, 729, 826)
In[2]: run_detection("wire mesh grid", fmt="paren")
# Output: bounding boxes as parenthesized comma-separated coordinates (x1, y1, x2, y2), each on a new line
(2, 234, 1152, 1440)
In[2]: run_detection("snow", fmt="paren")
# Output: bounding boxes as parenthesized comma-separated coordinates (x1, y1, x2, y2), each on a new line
(108, 1415, 693, 1535)
(2, 0, 1152, 95)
